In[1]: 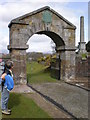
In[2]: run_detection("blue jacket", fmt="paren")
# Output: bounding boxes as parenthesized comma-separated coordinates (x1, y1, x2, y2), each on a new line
(4, 75, 14, 91)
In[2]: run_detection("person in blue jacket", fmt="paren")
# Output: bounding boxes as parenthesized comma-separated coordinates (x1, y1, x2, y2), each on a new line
(1, 61, 14, 115)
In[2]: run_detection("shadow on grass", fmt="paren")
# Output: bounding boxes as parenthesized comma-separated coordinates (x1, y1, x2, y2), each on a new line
(44, 66, 51, 73)
(27, 67, 51, 80)
(27, 69, 45, 83)
(8, 93, 21, 109)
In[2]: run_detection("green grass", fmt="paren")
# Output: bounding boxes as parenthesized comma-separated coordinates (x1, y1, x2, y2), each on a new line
(2, 93, 52, 118)
(27, 61, 57, 84)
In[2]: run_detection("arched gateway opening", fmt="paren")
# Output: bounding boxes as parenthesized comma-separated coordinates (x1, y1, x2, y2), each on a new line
(8, 6, 76, 84)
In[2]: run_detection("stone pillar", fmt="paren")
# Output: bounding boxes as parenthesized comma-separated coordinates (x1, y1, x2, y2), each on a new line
(7, 23, 30, 85)
(57, 46, 76, 82)
(8, 45, 28, 84)
(64, 50, 76, 81)
(79, 16, 86, 53)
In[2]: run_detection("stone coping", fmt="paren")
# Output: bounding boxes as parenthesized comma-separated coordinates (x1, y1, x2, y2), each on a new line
(11, 85, 34, 93)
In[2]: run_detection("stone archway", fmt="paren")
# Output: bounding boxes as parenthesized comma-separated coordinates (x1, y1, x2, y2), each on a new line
(8, 6, 76, 84)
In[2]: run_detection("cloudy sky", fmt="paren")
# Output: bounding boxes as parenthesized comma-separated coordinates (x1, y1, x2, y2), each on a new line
(0, 0, 89, 54)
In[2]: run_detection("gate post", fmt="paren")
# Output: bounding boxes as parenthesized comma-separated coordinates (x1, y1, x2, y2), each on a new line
(58, 47, 76, 81)
(8, 46, 28, 84)
(8, 23, 29, 84)
(64, 50, 76, 81)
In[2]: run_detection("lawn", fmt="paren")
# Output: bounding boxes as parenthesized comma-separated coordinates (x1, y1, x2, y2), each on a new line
(2, 93, 52, 119)
(27, 61, 57, 84)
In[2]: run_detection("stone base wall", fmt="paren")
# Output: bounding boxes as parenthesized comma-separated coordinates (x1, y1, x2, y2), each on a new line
(87, 54, 90, 78)
(75, 56, 88, 79)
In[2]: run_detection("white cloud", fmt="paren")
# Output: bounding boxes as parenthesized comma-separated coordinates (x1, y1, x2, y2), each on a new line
(27, 41, 54, 53)
(27, 34, 52, 43)
(27, 34, 55, 53)
(0, 35, 9, 53)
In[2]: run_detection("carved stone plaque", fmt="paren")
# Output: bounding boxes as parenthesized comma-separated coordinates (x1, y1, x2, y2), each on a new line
(42, 10, 52, 23)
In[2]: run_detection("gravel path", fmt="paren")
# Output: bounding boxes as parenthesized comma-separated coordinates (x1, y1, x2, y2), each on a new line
(31, 82, 89, 118)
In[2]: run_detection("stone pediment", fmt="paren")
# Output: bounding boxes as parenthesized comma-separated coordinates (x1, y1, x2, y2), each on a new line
(8, 6, 76, 29)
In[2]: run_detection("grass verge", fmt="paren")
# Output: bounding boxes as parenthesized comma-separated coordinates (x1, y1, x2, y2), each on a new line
(2, 93, 52, 119)
(27, 61, 57, 84)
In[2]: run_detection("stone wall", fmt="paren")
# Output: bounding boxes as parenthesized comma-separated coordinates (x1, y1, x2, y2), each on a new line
(75, 56, 88, 78)
(88, 53, 90, 78)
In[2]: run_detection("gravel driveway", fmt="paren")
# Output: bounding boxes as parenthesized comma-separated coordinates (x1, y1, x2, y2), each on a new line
(31, 82, 89, 118)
